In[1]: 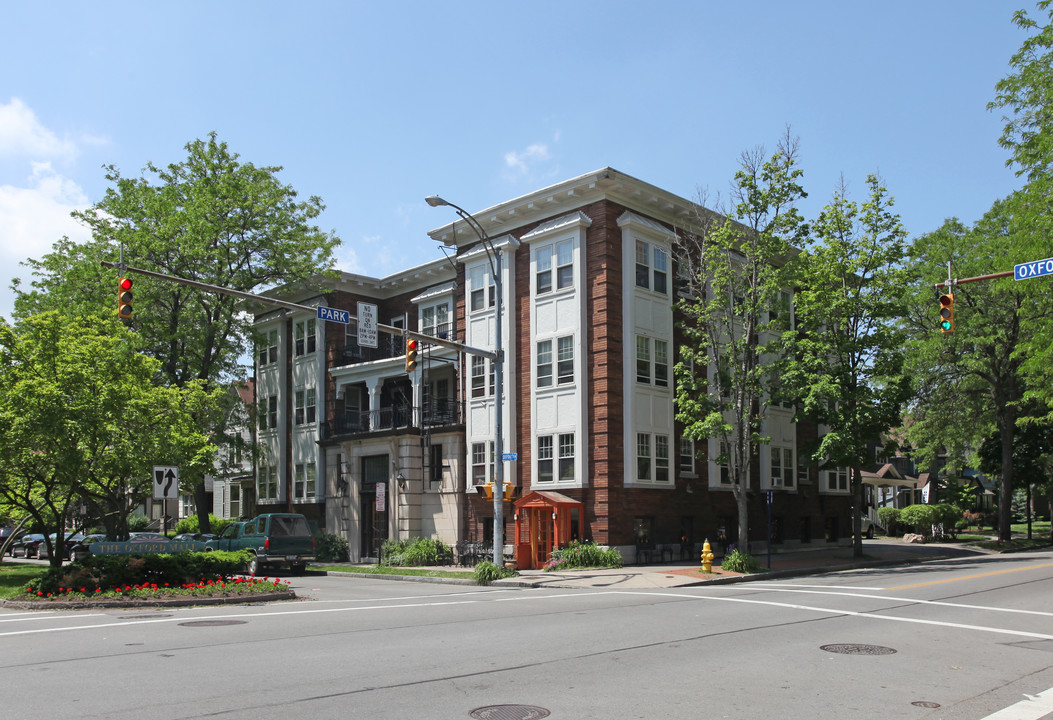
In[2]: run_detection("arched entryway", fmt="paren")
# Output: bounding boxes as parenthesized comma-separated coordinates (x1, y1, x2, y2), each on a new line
(512, 491, 583, 570)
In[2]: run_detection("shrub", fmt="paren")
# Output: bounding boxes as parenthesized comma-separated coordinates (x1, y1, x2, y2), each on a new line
(127, 514, 152, 533)
(473, 561, 516, 585)
(173, 513, 235, 537)
(721, 548, 761, 574)
(545, 540, 622, 571)
(314, 532, 350, 562)
(878, 507, 902, 535)
(28, 551, 251, 595)
(380, 537, 451, 567)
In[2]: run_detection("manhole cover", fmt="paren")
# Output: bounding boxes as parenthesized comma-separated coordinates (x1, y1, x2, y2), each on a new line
(178, 620, 247, 627)
(469, 705, 551, 720)
(820, 643, 896, 656)
(912, 701, 941, 708)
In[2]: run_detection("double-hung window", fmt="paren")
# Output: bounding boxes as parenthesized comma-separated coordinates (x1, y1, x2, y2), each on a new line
(635, 240, 669, 295)
(827, 467, 849, 492)
(469, 266, 495, 312)
(771, 447, 794, 487)
(471, 356, 490, 398)
(636, 336, 669, 387)
(537, 433, 575, 483)
(536, 240, 574, 295)
(259, 330, 278, 367)
(471, 442, 492, 487)
(537, 336, 574, 387)
(294, 388, 317, 426)
(266, 395, 278, 430)
(294, 319, 316, 356)
(422, 302, 450, 338)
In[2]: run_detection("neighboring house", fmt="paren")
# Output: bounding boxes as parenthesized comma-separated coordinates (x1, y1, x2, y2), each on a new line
(253, 167, 855, 565)
(211, 380, 256, 520)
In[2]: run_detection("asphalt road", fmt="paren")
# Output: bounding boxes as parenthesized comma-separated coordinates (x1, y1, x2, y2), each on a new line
(3, 550, 1052, 720)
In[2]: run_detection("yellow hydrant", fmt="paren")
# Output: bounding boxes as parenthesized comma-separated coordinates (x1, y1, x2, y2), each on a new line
(701, 539, 715, 573)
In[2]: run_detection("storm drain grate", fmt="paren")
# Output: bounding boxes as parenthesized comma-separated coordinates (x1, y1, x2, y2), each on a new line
(179, 620, 247, 627)
(820, 643, 896, 656)
(469, 705, 551, 720)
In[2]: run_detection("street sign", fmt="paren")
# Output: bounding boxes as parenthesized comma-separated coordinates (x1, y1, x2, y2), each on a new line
(358, 302, 378, 348)
(1014, 257, 1053, 281)
(153, 466, 179, 500)
(502, 453, 518, 462)
(316, 305, 351, 324)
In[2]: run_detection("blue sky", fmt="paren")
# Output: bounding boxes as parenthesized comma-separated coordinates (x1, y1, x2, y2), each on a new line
(0, 1, 1033, 322)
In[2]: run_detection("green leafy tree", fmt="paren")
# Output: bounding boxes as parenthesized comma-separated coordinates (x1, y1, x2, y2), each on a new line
(677, 130, 807, 551)
(14, 133, 339, 530)
(989, 2, 1053, 411)
(902, 200, 1037, 542)
(0, 312, 218, 567)
(780, 175, 911, 558)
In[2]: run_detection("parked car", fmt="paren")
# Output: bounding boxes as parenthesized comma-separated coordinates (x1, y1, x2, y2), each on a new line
(127, 532, 168, 542)
(11, 534, 46, 558)
(204, 513, 315, 575)
(67, 533, 107, 563)
(1, 527, 25, 556)
(38, 533, 85, 561)
(859, 516, 878, 539)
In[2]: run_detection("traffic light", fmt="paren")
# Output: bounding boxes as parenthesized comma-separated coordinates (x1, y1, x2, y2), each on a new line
(405, 338, 418, 372)
(118, 277, 133, 319)
(938, 292, 954, 333)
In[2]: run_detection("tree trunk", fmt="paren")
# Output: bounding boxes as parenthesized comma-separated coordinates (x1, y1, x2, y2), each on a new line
(999, 422, 1014, 543)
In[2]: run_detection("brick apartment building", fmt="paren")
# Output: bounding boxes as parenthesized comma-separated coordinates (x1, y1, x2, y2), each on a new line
(253, 168, 853, 566)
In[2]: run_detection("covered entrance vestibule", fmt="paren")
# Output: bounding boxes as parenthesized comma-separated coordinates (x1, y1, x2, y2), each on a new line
(512, 491, 583, 570)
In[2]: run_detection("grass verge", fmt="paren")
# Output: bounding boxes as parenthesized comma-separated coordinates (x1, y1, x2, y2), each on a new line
(0, 564, 45, 600)
(314, 564, 476, 580)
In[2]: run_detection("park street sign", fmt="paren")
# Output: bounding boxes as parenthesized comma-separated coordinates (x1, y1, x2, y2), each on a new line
(1015, 257, 1053, 280)
(316, 305, 351, 324)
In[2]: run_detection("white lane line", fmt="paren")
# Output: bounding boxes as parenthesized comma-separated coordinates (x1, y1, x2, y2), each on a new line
(614, 590, 1053, 642)
(980, 687, 1053, 719)
(0, 612, 108, 623)
(731, 585, 1053, 618)
(0, 599, 480, 638)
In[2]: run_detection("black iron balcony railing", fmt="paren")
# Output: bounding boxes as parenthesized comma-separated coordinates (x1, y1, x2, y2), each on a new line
(336, 327, 459, 369)
(323, 400, 464, 439)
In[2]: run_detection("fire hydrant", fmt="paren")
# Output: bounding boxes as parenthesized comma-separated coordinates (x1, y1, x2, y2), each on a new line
(701, 539, 715, 573)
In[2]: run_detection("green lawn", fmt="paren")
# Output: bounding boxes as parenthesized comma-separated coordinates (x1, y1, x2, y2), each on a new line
(0, 564, 47, 600)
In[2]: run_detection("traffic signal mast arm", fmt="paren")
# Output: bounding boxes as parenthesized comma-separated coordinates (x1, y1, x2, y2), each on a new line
(934, 269, 1014, 288)
(100, 261, 499, 362)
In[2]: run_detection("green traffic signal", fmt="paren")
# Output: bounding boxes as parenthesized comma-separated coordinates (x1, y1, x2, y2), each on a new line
(939, 293, 953, 333)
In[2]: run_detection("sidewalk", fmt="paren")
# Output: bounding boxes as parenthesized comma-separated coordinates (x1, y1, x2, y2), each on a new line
(490, 539, 996, 590)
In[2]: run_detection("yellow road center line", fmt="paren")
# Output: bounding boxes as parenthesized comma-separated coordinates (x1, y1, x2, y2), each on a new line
(886, 562, 1053, 591)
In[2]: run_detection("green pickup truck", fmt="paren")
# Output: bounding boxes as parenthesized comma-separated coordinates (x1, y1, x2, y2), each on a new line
(205, 513, 315, 575)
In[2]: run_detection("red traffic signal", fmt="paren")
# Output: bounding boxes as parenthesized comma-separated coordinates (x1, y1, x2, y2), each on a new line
(405, 338, 419, 372)
(118, 277, 133, 319)
(938, 293, 954, 333)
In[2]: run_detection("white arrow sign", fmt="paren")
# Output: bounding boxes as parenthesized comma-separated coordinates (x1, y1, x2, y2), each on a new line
(153, 466, 179, 499)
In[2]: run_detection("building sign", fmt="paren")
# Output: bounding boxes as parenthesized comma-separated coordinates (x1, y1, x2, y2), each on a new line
(375, 481, 386, 512)
(358, 302, 378, 348)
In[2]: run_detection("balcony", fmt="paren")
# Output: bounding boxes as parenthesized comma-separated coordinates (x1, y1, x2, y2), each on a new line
(336, 327, 459, 369)
(323, 400, 464, 440)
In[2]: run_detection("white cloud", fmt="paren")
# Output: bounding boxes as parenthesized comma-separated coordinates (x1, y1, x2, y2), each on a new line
(504, 142, 551, 174)
(0, 97, 79, 161)
(0, 98, 97, 321)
